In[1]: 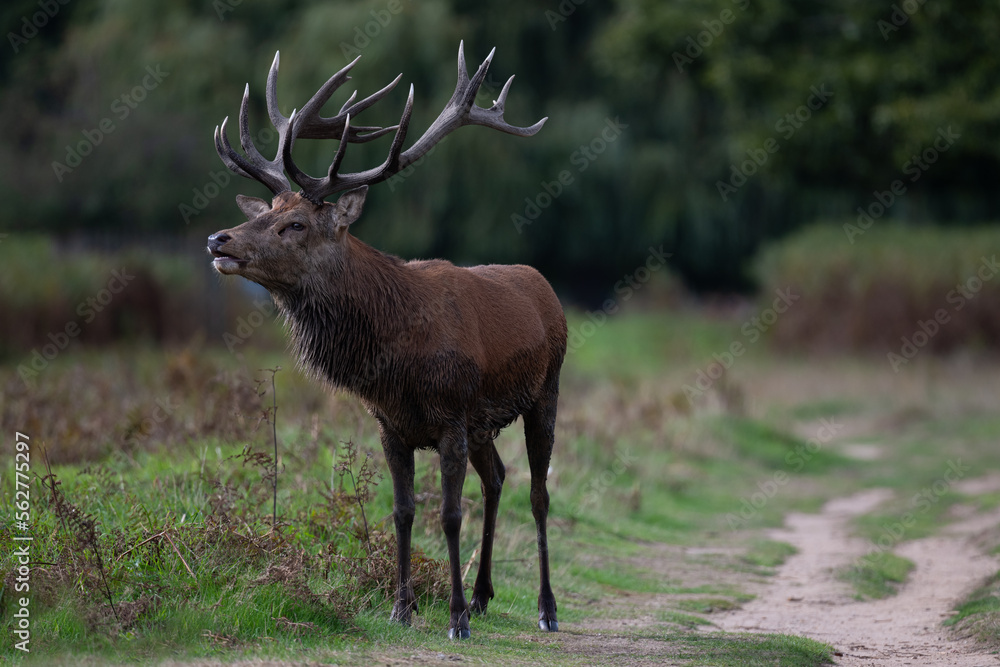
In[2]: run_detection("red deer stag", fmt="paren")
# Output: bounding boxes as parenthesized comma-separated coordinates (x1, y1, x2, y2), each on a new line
(206, 43, 566, 639)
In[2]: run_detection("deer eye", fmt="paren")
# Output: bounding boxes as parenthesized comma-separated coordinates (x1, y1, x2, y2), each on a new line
(280, 222, 306, 235)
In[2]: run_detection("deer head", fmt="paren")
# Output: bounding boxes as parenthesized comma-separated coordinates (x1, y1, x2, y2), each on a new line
(207, 187, 368, 291)
(207, 42, 546, 293)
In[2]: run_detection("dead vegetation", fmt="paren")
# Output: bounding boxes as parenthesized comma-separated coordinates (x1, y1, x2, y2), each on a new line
(0, 362, 450, 646)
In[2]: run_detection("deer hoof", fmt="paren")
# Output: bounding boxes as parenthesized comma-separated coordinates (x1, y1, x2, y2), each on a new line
(448, 627, 472, 640)
(390, 600, 416, 626)
(539, 619, 559, 632)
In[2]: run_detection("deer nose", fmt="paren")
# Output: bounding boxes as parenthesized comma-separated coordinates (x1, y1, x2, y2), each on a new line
(207, 232, 231, 254)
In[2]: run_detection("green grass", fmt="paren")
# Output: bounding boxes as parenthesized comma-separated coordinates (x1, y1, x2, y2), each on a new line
(788, 398, 865, 421)
(945, 572, 1000, 648)
(837, 552, 915, 600)
(656, 610, 714, 628)
(742, 540, 798, 569)
(564, 308, 740, 379)
(669, 632, 835, 666)
(4, 305, 1000, 665)
(0, 371, 836, 664)
(676, 597, 752, 614)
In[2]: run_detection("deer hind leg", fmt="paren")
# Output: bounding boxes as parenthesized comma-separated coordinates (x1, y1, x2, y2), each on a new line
(381, 429, 418, 625)
(468, 431, 505, 615)
(524, 387, 559, 632)
(439, 425, 472, 639)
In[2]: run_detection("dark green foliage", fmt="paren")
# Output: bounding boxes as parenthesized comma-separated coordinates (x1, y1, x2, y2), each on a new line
(3, 1, 999, 295)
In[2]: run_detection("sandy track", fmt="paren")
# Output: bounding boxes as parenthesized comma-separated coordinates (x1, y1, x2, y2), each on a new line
(716, 489, 1000, 666)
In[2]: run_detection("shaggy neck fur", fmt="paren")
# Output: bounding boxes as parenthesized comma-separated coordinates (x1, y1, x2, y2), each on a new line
(269, 236, 411, 400)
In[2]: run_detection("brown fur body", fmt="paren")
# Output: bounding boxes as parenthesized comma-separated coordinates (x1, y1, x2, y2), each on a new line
(208, 188, 566, 637)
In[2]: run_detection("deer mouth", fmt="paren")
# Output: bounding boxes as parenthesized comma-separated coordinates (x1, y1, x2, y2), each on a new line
(210, 250, 249, 273)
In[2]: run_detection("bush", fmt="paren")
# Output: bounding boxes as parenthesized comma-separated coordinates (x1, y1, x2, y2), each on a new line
(0, 235, 269, 357)
(753, 224, 1000, 353)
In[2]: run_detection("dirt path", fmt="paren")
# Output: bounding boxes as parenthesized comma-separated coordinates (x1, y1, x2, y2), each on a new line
(716, 488, 1000, 666)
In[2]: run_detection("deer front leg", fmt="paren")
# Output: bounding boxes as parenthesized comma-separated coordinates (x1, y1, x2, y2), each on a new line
(381, 429, 417, 625)
(439, 427, 472, 639)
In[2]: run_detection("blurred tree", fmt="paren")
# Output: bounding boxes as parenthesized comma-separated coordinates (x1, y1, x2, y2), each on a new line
(596, 0, 1000, 287)
(1, 0, 998, 297)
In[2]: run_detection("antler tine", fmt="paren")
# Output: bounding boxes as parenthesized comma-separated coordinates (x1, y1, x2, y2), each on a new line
(211, 51, 293, 195)
(384, 84, 415, 171)
(227, 41, 545, 203)
(287, 54, 404, 142)
(392, 42, 547, 168)
(282, 42, 545, 202)
(467, 71, 548, 137)
(265, 51, 288, 133)
(214, 120, 251, 179)
(462, 45, 495, 109)
(338, 90, 358, 115)
(335, 88, 405, 142)
(282, 108, 330, 205)
(217, 49, 407, 196)
(288, 86, 415, 203)
(289, 56, 358, 138)
(215, 115, 291, 194)
(327, 115, 352, 182)
(238, 84, 270, 167)
(454, 39, 472, 96)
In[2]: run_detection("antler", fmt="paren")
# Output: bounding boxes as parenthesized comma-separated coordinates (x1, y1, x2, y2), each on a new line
(216, 42, 546, 205)
(214, 51, 402, 196)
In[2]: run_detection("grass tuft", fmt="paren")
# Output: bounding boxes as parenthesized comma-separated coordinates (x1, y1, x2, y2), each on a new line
(742, 540, 798, 570)
(837, 552, 915, 600)
(945, 571, 1000, 649)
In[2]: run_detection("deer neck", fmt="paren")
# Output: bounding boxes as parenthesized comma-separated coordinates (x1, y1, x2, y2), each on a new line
(270, 236, 411, 395)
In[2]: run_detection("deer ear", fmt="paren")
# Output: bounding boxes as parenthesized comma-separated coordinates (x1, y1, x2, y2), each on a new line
(333, 186, 368, 227)
(236, 195, 271, 219)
